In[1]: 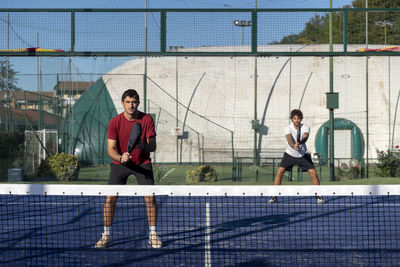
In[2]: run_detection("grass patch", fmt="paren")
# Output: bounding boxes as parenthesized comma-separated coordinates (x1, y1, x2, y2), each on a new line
(5, 164, 400, 185)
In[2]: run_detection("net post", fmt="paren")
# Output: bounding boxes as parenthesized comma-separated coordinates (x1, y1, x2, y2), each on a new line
(231, 131, 235, 182)
(232, 156, 237, 182)
(343, 10, 347, 53)
(251, 10, 257, 53)
(160, 11, 166, 53)
(272, 157, 275, 182)
(70, 11, 75, 53)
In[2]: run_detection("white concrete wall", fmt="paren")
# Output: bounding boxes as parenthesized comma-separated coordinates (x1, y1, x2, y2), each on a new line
(102, 45, 400, 162)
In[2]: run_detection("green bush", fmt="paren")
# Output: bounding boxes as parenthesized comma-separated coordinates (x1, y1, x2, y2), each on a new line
(0, 132, 24, 180)
(375, 147, 400, 177)
(186, 165, 218, 183)
(337, 162, 361, 180)
(37, 153, 80, 182)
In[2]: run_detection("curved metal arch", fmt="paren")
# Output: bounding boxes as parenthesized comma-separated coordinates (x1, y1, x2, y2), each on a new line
(315, 118, 364, 164)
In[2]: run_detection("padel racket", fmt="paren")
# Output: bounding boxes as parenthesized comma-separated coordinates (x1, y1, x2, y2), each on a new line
(127, 122, 142, 153)
(124, 122, 142, 164)
(296, 124, 302, 143)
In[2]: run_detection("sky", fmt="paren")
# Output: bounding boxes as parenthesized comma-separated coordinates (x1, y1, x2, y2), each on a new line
(0, 0, 355, 92)
(1, 0, 355, 9)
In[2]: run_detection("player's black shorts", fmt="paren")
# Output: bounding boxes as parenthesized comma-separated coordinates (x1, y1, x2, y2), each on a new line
(108, 163, 154, 185)
(279, 152, 315, 172)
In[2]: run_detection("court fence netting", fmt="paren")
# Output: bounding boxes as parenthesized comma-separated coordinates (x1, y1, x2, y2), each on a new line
(1, 184, 400, 266)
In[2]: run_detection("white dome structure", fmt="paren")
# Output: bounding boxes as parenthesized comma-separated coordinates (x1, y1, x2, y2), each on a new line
(68, 45, 400, 165)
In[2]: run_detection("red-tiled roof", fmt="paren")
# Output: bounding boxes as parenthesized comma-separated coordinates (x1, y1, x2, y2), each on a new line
(53, 81, 95, 92)
(0, 90, 55, 101)
(0, 105, 58, 125)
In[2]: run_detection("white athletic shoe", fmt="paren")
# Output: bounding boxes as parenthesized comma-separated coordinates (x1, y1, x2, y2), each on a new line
(268, 196, 277, 204)
(316, 196, 325, 204)
(149, 232, 162, 248)
(95, 233, 111, 248)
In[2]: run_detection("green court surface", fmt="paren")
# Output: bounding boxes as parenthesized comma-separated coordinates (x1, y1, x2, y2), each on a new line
(14, 164, 400, 186)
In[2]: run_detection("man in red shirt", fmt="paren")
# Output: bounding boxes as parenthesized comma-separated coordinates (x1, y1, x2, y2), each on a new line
(95, 89, 162, 249)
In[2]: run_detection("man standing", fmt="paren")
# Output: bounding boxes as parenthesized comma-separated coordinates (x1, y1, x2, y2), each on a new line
(95, 89, 162, 248)
(269, 109, 324, 204)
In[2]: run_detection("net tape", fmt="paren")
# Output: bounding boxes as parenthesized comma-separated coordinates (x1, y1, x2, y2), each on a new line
(1, 184, 399, 196)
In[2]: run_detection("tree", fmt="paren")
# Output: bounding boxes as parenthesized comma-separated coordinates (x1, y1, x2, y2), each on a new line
(275, 0, 400, 45)
(0, 58, 20, 91)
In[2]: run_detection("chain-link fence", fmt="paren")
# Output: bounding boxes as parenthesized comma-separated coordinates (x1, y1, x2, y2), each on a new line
(24, 129, 58, 174)
(1, 8, 400, 181)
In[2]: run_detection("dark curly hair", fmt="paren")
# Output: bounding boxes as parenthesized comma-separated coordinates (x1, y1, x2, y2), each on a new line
(121, 89, 140, 102)
(290, 109, 303, 120)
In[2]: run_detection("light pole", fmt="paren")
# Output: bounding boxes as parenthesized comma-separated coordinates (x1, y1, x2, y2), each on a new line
(365, 0, 369, 178)
(144, 0, 148, 113)
(328, 0, 335, 181)
(233, 20, 252, 45)
(375, 20, 394, 45)
(375, 20, 394, 150)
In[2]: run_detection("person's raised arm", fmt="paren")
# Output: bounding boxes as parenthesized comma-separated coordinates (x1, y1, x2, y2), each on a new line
(137, 136, 157, 152)
(286, 134, 297, 150)
(108, 139, 128, 164)
(297, 132, 309, 145)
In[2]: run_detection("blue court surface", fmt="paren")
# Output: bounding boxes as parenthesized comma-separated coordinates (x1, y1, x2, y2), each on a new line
(1, 195, 400, 266)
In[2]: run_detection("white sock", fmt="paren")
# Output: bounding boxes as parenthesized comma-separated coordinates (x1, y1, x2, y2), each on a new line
(103, 226, 111, 236)
(149, 226, 156, 234)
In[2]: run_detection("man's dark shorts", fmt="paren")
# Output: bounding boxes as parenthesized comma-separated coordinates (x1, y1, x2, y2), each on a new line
(109, 163, 154, 185)
(279, 152, 315, 172)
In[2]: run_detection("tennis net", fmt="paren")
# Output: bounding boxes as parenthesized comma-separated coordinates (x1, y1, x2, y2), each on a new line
(1, 184, 400, 266)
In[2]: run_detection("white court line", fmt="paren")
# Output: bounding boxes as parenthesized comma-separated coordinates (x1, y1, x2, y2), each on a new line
(161, 168, 175, 181)
(205, 202, 211, 267)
